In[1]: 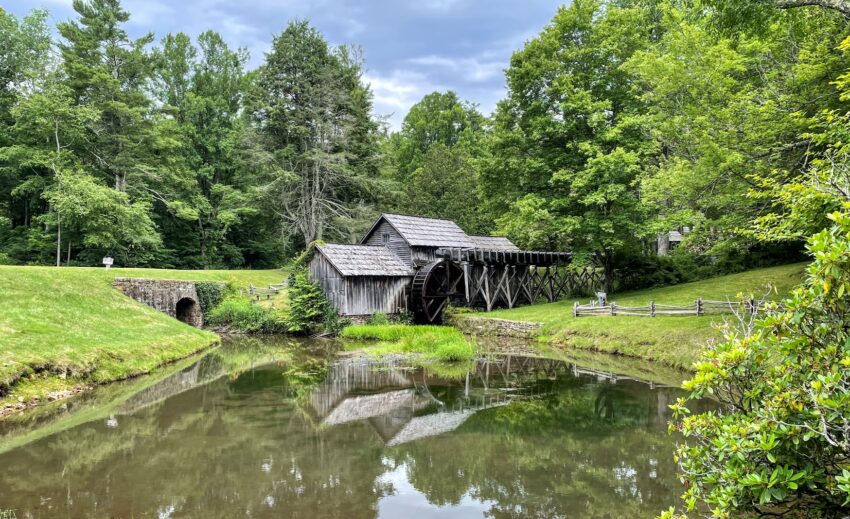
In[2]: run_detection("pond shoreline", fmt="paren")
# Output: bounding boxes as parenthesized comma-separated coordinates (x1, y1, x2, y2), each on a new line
(2, 314, 698, 421)
(453, 314, 702, 371)
(0, 336, 221, 420)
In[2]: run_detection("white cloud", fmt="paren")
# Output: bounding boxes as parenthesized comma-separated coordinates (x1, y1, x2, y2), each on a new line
(407, 54, 503, 83)
(365, 69, 445, 130)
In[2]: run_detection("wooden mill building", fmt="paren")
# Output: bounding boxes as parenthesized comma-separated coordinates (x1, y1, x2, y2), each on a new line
(308, 213, 598, 322)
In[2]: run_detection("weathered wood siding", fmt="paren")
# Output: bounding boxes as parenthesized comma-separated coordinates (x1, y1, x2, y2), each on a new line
(363, 220, 412, 266)
(309, 253, 411, 316)
(411, 246, 438, 266)
(338, 276, 411, 316)
(309, 253, 345, 310)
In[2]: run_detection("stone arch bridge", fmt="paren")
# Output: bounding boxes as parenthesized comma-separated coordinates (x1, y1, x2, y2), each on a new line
(113, 278, 223, 328)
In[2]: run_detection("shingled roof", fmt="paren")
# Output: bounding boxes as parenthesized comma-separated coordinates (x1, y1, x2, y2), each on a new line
(366, 213, 477, 248)
(469, 235, 520, 251)
(315, 244, 414, 277)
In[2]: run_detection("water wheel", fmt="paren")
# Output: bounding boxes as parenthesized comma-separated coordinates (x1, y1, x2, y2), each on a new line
(410, 259, 464, 323)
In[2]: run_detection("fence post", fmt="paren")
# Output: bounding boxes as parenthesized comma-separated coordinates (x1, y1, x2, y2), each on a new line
(611, 303, 616, 316)
(650, 300, 655, 318)
(573, 301, 579, 317)
(749, 298, 756, 314)
(696, 298, 703, 316)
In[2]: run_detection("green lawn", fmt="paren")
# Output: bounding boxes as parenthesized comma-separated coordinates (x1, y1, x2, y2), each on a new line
(0, 265, 286, 407)
(477, 263, 807, 370)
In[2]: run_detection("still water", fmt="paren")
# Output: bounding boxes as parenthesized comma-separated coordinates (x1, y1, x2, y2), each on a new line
(0, 337, 705, 518)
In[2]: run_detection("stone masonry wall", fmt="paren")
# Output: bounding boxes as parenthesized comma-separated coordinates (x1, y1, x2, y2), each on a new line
(113, 278, 220, 328)
(453, 316, 543, 339)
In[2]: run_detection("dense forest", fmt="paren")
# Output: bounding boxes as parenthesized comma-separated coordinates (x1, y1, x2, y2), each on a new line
(1, 0, 848, 283)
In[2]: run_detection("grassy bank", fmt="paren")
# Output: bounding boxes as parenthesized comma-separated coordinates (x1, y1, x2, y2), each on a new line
(341, 324, 477, 361)
(476, 263, 807, 370)
(0, 265, 286, 408)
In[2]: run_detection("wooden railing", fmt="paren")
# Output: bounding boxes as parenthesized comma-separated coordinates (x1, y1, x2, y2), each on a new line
(573, 298, 778, 318)
(247, 281, 287, 304)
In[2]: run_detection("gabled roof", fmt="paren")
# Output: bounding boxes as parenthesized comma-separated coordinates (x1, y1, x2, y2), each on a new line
(362, 213, 477, 248)
(314, 244, 414, 277)
(469, 235, 520, 251)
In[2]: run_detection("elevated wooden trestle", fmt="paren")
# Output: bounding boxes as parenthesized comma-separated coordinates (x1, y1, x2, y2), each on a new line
(435, 247, 604, 311)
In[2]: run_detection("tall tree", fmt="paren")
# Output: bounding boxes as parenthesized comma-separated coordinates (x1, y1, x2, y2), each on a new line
(152, 31, 266, 268)
(57, 0, 158, 194)
(627, 3, 849, 257)
(249, 20, 380, 247)
(0, 8, 53, 262)
(481, 0, 655, 290)
(384, 91, 488, 233)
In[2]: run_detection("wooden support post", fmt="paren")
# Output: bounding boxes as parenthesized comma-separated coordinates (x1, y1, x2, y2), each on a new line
(503, 267, 514, 308)
(696, 298, 703, 316)
(611, 303, 616, 316)
(462, 261, 470, 303)
(483, 264, 492, 311)
(546, 265, 558, 303)
(650, 300, 655, 317)
(573, 301, 579, 317)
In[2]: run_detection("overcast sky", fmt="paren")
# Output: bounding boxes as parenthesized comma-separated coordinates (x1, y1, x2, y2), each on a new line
(5, 0, 563, 130)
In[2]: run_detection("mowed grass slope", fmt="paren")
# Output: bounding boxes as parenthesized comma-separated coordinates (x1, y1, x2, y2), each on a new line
(0, 266, 286, 404)
(481, 263, 807, 369)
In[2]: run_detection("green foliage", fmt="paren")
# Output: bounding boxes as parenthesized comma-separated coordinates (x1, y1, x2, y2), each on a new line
(383, 91, 490, 233)
(284, 268, 334, 334)
(194, 281, 226, 318)
(341, 324, 477, 362)
(669, 212, 850, 517)
(340, 324, 450, 342)
(627, 3, 847, 256)
(367, 312, 390, 325)
(206, 297, 286, 334)
(249, 20, 380, 247)
(483, 1, 656, 290)
(430, 336, 476, 362)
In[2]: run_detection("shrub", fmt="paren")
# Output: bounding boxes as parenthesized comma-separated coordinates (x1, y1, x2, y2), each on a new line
(195, 281, 227, 318)
(285, 268, 334, 334)
(368, 312, 390, 325)
(394, 310, 414, 325)
(668, 211, 850, 517)
(206, 297, 286, 333)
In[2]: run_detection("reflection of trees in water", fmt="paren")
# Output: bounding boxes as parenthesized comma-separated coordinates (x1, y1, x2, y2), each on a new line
(0, 351, 695, 518)
(0, 364, 391, 518)
(388, 384, 682, 518)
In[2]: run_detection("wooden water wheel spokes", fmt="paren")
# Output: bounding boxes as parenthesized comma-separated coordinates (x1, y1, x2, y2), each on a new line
(411, 259, 465, 323)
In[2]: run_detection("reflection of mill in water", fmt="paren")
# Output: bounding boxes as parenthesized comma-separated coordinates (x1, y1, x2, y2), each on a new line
(307, 356, 676, 446)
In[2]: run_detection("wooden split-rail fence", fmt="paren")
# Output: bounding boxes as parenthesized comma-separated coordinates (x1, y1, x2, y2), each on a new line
(246, 281, 287, 304)
(573, 298, 778, 318)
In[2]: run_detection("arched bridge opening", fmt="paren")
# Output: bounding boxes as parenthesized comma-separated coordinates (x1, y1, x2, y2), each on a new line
(176, 297, 202, 327)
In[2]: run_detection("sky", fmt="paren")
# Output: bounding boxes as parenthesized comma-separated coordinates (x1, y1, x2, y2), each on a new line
(5, 0, 564, 130)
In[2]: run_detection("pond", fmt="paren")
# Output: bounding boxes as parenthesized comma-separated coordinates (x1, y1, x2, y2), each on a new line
(0, 337, 709, 518)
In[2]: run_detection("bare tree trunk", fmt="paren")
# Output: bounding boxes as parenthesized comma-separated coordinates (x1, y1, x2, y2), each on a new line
(657, 233, 670, 256)
(66, 240, 72, 264)
(55, 212, 61, 268)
